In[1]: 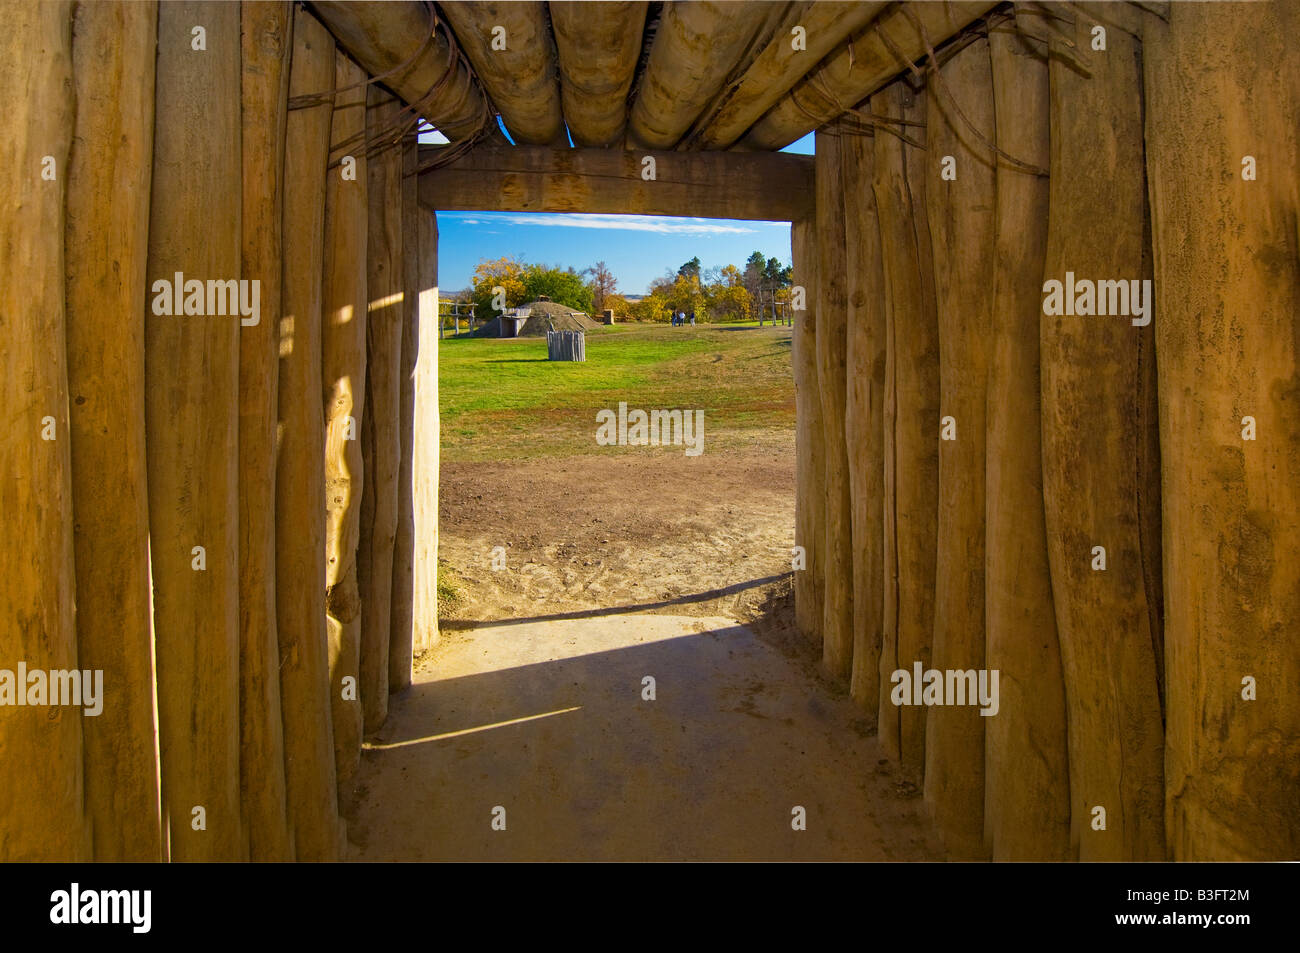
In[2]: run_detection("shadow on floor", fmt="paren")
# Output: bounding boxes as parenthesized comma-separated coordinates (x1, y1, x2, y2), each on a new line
(344, 613, 945, 862)
(438, 573, 790, 630)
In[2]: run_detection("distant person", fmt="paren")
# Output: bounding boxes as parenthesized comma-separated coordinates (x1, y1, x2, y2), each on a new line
(688, 310, 696, 325)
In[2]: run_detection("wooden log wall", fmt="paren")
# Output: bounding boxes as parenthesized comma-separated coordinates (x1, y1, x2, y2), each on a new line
(840, 129, 886, 716)
(2, 0, 1295, 866)
(358, 88, 406, 732)
(870, 80, 939, 780)
(389, 137, 420, 695)
(982, 17, 1069, 862)
(323, 51, 370, 810)
(66, 0, 162, 862)
(1, 0, 434, 862)
(922, 36, 996, 860)
(0, 0, 87, 863)
(411, 206, 441, 659)
(1039, 4, 1164, 862)
(791, 216, 825, 645)
(817, 1, 1299, 861)
(813, 130, 854, 682)
(1143, 0, 1300, 861)
(239, 0, 294, 864)
(145, 0, 244, 862)
(278, 6, 341, 862)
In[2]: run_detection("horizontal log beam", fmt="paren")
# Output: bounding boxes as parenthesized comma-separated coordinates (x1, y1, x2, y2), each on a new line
(418, 144, 812, 220)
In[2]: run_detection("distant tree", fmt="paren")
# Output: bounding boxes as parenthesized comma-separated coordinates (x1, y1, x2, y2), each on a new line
(648, 271, 677, 301)
(743, 250, 767, 316)
(705, 282, 751, 321)
(628, 295, 666, 322)
(604, 292, 630, 318)
(521, 263, 594, 312)
(584, 260, 617, 312)
(677, 256, 702, 281)
(470, 255, 528, 317)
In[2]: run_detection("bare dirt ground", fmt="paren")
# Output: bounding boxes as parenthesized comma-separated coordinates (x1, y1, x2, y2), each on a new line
(343, 431, 947, 861)
(436, 432, 800, 627)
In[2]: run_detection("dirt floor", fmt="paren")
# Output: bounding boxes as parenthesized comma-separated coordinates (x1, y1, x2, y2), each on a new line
(343, 435, 947, 860)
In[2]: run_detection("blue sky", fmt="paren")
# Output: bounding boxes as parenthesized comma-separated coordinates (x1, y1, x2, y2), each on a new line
(430, 131, 814, 295)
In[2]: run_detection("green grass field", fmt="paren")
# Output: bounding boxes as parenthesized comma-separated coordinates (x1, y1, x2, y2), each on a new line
(437, 321, 795, 461)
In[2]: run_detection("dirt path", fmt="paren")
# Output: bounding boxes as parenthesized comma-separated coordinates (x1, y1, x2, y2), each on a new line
(344, 439, 946, 860)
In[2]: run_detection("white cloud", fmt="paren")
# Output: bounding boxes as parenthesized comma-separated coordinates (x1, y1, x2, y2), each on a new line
(440, 212, 785, 235)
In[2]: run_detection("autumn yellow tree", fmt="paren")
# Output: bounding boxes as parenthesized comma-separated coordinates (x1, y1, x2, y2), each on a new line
(470, 256, 527, 316)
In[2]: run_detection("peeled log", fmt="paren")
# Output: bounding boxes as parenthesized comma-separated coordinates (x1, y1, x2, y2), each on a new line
(277, 7, 340, 861)
(871, 81, 939, 777)
(983, 20, 1069, 862)
(1040, 9, 1164, 862)
(438, 2, 564, 145)
(323, 51, 369, 808)
(922, 37, 994, 859)
(549, 1, 647, 147)
(629, 1, 781, 150)
(840, 128, 886, 715)
(741, 2, 998, 152)
(238, 0, 293, 863)
(1143, 0, 1300, 861)
(791, 215, 825, 643)
(687, 2, 888, 150)
(411, 206, 440, 658)
(920, 35, 998, 852)
(145, 0, 243, 861)
(0, 0, 87, 863)
(65, 0, 161, 863)
(311, 1, 486, 142)
(390, 135, 420, 693)
(814, 128, 853, 682)
(358, 89, 407, 731)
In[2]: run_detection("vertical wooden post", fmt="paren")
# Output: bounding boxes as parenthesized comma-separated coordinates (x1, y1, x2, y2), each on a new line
(412, 206, 441, 657)
(870, 80, 939, 779)
(238, 0, 293, 863)
(0, 0, 88, 862)
(65, 0, 161, 862)
(868, 81, 941, 774)
(1041, 8, 1165, 862)
(323, 51, 369, 809)
(277, 6, 340, 861)
(1144, 0, 1300, 861)
(814, 127, 854, 682)
(791, 216, 824, 644)
(145, 0, 243, 861)
(840, 126, 887, 717)
(983, 17, 1069, 862)
(389, 134, 419, 693)
(923, 36, 996, 859)
(358, 89, 406, 731)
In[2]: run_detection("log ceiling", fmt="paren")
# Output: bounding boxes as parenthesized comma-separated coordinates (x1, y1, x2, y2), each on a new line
(309, 0, 1008, 158)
